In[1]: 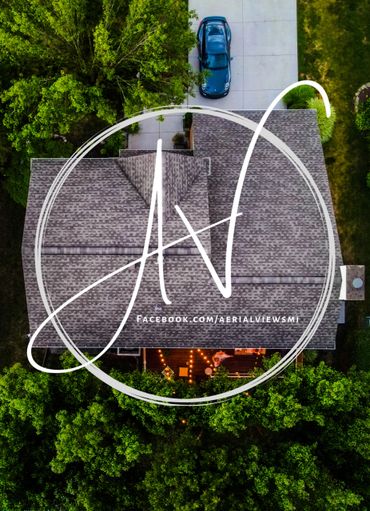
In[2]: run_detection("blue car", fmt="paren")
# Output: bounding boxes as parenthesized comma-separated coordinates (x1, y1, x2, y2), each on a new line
(197, 16, 232, 98)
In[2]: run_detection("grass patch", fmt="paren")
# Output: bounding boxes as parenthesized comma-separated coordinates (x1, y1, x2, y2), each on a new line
(298, 0, 370, 368)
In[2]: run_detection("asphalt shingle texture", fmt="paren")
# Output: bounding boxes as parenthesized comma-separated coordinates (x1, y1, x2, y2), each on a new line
(22, 110, 343, 350)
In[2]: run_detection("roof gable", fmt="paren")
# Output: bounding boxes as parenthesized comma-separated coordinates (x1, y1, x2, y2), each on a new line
(118, 152, 205, 220)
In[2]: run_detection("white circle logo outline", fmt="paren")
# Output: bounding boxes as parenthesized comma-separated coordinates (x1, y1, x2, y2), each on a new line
(28, 82, 336, 406)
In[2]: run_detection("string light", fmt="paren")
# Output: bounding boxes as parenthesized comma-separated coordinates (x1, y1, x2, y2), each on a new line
(254, 349, 262, 370)
(158, 348, 221, 384)
(157, 349, 167, 368)
(158, 349, 173, 380)
(187, 349, 193, 384)
(196, 349, 214, 376)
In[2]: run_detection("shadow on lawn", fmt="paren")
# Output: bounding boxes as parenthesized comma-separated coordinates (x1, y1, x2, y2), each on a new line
(0, 185, 29, 369)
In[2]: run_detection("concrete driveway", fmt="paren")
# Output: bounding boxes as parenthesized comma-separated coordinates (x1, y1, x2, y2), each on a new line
(187, 0, 298, 109)
(129, 0, 298, 149)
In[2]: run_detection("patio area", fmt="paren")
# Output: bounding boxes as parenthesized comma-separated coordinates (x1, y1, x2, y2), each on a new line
(145, 348, 276, 383)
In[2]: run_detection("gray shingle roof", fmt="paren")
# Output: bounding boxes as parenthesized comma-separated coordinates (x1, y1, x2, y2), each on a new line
(119, 152, 204, 220)
(22, 110, 343, 350)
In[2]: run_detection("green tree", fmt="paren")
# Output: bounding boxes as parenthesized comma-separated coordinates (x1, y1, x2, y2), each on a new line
(0, 0, 197, 204)
(0, 359, 369, 509)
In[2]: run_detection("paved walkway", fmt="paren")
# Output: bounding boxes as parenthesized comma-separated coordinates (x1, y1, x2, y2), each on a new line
(128, 0, 298, 149)
(128, 113, 184, 150)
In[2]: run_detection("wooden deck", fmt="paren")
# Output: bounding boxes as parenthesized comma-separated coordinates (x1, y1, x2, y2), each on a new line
(145, 348, 269, 381)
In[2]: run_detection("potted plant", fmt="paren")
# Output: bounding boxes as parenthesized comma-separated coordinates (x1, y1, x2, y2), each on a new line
(172, 131, 187, 149)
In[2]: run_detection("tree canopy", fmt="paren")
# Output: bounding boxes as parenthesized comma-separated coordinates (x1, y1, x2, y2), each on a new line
(0, 356, 369, 510)
(0, 0, 197, 204)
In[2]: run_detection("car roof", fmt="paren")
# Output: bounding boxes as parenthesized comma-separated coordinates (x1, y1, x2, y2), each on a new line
(207, 40, 226, 54)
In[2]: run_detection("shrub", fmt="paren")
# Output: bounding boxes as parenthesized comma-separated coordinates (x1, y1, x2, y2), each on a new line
(307, 97, 336, 143)
(183, 113, 193, 130)
(303, 350, 318, 364)
(355, 98, 370, 132)
(172, 132, 187, 147)
(283, 85, 317, 109)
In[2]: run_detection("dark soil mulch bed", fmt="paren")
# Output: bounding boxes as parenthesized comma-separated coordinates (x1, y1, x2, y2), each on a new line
(357, 85, 370, 104)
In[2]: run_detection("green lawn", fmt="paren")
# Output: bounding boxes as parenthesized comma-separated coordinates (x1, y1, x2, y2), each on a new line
(298, 0, 370, 368)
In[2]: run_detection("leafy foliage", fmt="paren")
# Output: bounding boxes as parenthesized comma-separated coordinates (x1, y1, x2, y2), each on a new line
(0, 361, 369, 509)
(283, 85, 317, 109)
(282, 86, 336, 144)
(1, 74, 116, 153)
(307, 97, 337, 143)
(0, 0, 197, 204)
(355, 98, 370, 133)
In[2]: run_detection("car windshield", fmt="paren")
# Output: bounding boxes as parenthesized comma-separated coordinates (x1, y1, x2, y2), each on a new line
(206, 53, 228, 69)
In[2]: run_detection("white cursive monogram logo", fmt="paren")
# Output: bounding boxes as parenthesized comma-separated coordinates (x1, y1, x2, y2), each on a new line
(27, 81, 336, 406)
